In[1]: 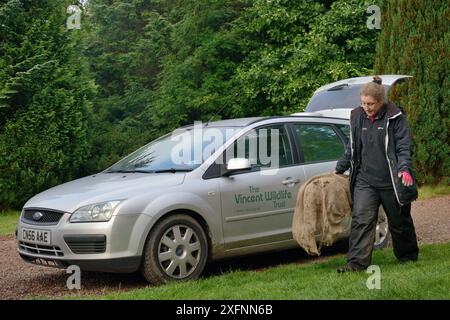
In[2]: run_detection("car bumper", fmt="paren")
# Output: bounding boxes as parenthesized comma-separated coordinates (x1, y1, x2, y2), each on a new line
(16, 211, 154, 273)
(18, 253, 142, 273)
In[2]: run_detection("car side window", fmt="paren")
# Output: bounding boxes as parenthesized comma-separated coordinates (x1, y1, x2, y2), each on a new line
(226, 125, 294, 169)
(336, 124, 350, 141)
(292, 123, 344, 163)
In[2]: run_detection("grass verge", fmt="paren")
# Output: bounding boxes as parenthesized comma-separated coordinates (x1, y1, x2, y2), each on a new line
(67, 242, 450, 300)
(0, 210, 20, 236)
(418, 183, 450, 200)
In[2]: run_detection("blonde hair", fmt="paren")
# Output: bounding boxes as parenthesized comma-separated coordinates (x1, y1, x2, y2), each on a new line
(360, 76, 385, 102)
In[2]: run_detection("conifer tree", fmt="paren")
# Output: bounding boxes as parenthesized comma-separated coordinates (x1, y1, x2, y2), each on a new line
(374, 0, 449, 184)
(0, 0, 96, 208)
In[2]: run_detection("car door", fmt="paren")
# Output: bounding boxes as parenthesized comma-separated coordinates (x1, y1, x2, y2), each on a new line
(218, 124, 306, 249)
(289, 121, 352, 239)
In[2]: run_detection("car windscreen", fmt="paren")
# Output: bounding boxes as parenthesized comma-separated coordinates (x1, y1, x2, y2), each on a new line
(105, 126, 241, 173)
(305, 84, 391, 112)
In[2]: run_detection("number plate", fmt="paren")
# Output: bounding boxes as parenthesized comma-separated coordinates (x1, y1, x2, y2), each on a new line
(21, 228, 51, 245)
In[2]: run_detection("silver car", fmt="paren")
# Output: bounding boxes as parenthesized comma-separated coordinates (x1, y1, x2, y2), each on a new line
(18, 76, 404, 284)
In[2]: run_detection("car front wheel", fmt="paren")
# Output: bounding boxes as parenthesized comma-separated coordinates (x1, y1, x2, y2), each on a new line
(140, 214, 208, 284)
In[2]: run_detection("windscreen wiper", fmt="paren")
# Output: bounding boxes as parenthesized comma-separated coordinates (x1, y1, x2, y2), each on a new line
(104, 169, 154, 173)
(153, 168, 192, 173)
(105, 168, 192, 174)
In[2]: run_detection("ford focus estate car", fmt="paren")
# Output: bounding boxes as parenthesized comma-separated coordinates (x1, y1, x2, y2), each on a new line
(18, 75, 407, 284)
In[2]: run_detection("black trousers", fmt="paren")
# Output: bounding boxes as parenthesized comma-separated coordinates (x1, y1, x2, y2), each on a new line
(347, 178, 419, 269)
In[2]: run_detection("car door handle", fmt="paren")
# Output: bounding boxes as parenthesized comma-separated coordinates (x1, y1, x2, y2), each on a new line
(282, 178, 300, 186)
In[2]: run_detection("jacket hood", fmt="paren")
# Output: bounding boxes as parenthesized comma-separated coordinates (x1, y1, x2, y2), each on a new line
(23, 172, 186, 213)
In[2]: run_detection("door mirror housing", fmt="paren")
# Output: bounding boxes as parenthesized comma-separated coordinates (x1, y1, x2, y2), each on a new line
(223, 158, 251, 176)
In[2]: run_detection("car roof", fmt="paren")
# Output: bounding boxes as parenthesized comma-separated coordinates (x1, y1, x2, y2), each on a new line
(204, 117, 266, 127)
(192, 114, 348, 130)
(295, 108, 352, 119)
(313, 74, 412, 95)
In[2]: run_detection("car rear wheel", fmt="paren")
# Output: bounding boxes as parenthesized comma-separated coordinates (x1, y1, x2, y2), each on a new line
(140, 214, 208, 284)
(374, 206, 390, 249)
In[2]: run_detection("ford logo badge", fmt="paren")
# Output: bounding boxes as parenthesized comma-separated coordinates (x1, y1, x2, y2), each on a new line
(33, 211, 43, 221)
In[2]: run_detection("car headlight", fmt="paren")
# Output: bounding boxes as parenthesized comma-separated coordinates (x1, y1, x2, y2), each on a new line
(70, 200, 122, 223)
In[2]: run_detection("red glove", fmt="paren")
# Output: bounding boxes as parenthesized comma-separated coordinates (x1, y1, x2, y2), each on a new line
(398, 171, 413, 187)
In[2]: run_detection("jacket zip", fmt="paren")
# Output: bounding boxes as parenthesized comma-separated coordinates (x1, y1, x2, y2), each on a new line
(385, 111, 402, 205)
(349, 120, 354, 172)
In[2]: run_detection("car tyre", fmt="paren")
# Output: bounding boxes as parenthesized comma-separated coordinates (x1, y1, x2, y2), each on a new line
(140, 214, 208, 285)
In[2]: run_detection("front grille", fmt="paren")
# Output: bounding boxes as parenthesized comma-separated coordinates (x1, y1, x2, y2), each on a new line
(64, 235, 106, 254)
(18, 241, 64, 257)
(22, 209, 65, 225)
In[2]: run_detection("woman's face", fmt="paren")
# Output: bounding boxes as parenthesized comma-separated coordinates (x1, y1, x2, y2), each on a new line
(361, 95, 384, 117)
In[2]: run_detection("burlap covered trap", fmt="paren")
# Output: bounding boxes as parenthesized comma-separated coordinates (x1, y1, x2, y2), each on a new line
(292, 173, 352, 256)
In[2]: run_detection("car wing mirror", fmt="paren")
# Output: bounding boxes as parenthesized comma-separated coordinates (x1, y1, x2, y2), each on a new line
(222, 158, 251, 177)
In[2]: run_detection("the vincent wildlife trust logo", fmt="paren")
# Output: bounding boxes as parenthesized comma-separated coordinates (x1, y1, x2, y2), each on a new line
(234, 186, 292, 209)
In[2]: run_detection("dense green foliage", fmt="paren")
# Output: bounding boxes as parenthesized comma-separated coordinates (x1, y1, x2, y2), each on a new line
(0, 0, 447, 209)
(233, 0, 377, 117)
(374, 0, 449, 184)
(85, 0, 378, 172)
(0, 0, 95, 208)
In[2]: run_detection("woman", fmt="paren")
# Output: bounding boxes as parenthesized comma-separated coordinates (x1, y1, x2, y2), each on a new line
(334, 76, 419, 273)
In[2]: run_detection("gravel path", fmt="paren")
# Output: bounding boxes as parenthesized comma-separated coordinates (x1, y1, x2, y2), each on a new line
(1, 195, 449, 300)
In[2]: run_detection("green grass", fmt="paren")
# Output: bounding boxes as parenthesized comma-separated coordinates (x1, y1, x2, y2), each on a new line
(0, 210, 20, 236)
(418, 183, 450, 200)
(68, 242, 450, 300)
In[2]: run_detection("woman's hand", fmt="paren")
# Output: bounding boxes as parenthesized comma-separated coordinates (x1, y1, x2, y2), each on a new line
(398, 171, 413, 186)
